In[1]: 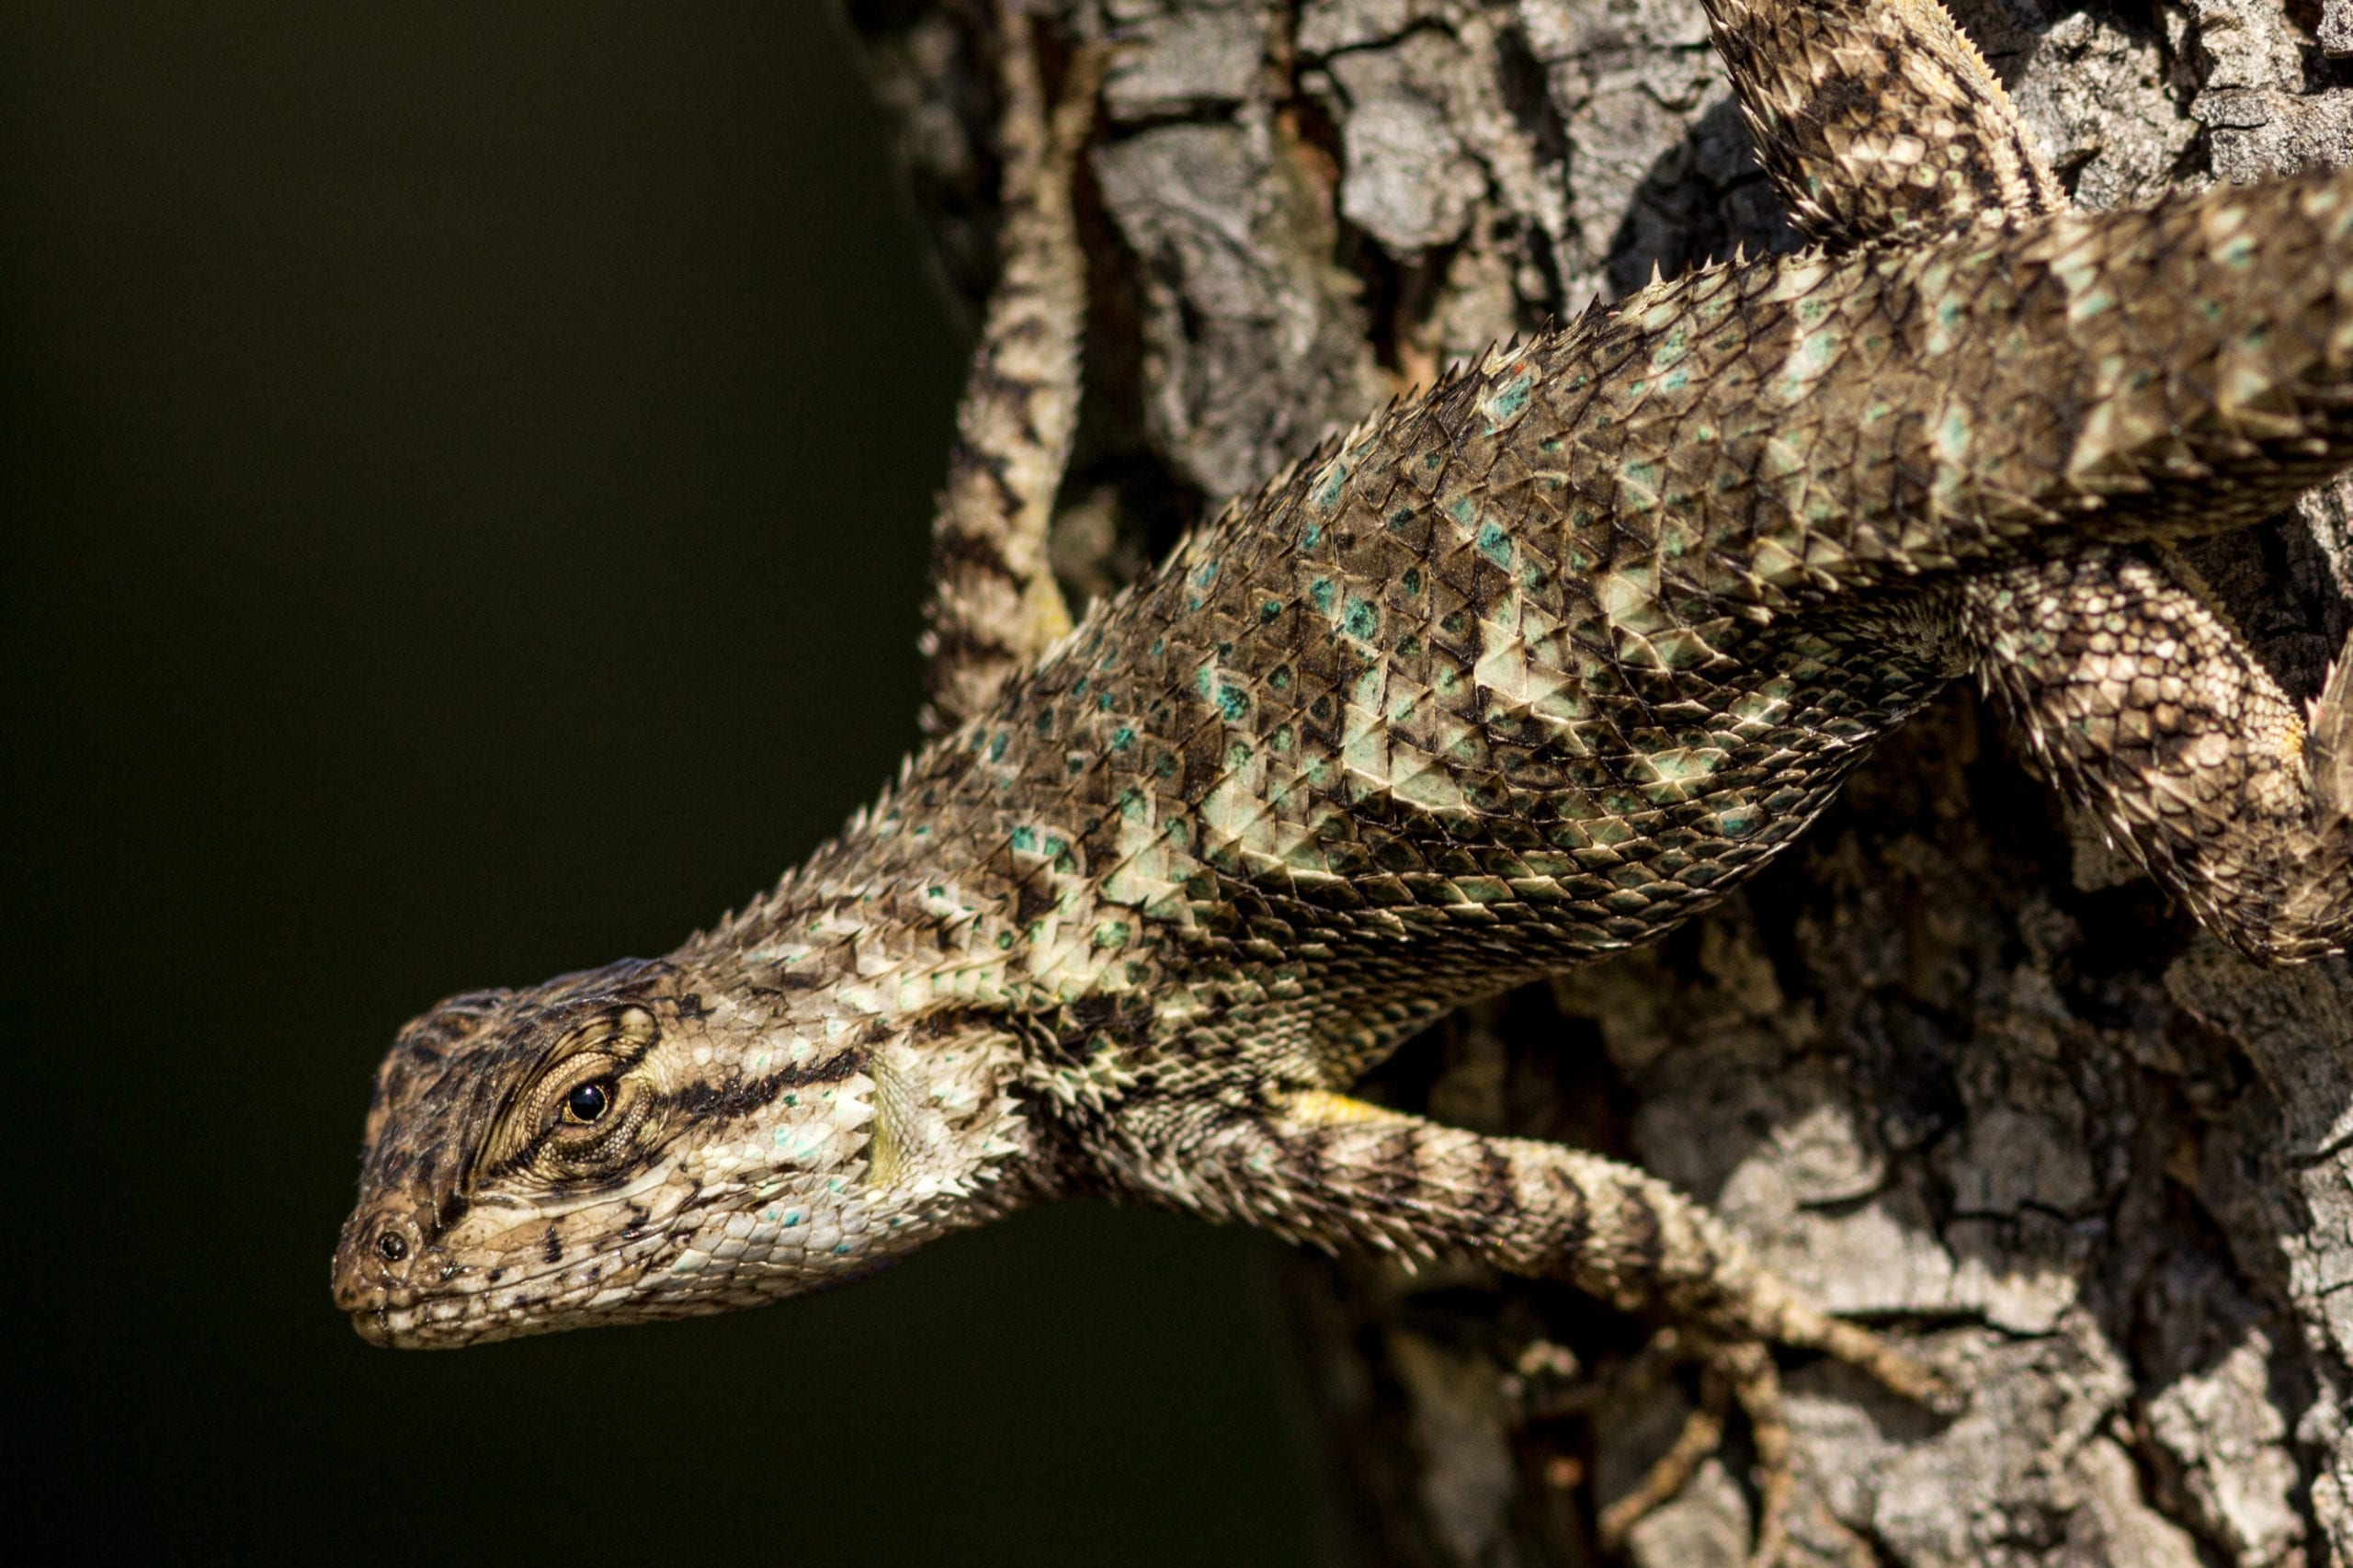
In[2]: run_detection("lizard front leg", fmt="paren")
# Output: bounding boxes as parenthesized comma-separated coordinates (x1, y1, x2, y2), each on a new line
(1090, 1086, 1953, 1562)
(916, 1, 1104, 736)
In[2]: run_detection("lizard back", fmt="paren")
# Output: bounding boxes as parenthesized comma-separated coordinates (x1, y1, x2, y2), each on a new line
(746, 172, 2353, 1083)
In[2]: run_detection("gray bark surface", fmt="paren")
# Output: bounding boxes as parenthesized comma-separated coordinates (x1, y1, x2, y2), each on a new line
(847, 2, 2353, 1562)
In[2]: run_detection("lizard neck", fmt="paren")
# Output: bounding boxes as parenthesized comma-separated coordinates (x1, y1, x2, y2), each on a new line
(650, 822, 1053, 1256)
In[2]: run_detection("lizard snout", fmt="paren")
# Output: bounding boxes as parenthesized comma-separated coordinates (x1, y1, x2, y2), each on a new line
(330, 1205, 426, 1334)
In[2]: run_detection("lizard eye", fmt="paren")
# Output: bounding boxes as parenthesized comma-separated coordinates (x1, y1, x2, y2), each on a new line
(510, 1063, 654, 1182)
(563, 1079, 612, 1125)
(476, 1006, 665, 1184)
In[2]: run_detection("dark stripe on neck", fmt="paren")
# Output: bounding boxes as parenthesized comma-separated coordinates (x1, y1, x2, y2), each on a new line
(665, 1047, 867, 1122)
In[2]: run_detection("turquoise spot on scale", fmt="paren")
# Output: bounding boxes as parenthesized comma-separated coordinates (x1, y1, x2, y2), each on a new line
(1312, 473, 1347, 512)
(1479, 371, 1535, 426)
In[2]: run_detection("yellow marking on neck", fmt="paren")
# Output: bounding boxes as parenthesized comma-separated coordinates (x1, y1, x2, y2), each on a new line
(1284, 1089, 1413, 1129)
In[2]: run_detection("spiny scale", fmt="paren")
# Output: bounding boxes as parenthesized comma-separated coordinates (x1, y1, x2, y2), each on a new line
(336, 5, 2352, 1562)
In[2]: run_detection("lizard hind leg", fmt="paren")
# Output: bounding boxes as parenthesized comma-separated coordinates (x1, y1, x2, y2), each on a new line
(915, 3, 1107, 737)
(1963, 550, 2353, 962)
(1707, 0, 2350, 962)
(1700, 0, 2064, 245)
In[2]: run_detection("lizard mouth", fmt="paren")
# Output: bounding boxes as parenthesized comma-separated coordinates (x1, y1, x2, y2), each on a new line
(346, 1302, 411, 1348)
(345, 1300, 504, 1349)
(335, 1268, 532, 1348)
(346, 1300, 494, 1348)
(332, 1210, 699, 1347)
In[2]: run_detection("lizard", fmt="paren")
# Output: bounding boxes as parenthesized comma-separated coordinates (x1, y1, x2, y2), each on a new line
(334, 0, 2353, 1558)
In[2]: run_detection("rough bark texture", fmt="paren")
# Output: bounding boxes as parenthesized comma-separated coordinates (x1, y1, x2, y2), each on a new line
(846, 2, 2353, 1562)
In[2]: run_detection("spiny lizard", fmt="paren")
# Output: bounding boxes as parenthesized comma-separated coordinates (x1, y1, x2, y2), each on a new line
(335, 1, 2353, 1556)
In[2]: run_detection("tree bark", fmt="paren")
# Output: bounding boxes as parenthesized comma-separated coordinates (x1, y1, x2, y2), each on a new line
(846, 2, 2353, 1562)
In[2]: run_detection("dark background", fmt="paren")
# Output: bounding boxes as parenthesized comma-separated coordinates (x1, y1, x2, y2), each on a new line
(4, 5, 1324, 1561)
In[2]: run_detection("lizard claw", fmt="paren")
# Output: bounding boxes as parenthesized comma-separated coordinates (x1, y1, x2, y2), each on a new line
(2308, 635, 2352, 827)
(1586, 1312, 1957, 1564)
(1594, 1336, 1793, 1567)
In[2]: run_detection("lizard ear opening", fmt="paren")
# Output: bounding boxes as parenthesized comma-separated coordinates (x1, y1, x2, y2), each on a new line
(863, 1017, 1026, 1192)
(866, 1036, 927, 1187)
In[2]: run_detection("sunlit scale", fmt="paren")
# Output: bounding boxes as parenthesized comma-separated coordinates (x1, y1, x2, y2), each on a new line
(336, 0, 2349, 1558)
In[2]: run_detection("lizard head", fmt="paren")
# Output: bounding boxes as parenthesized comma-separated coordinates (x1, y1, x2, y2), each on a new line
(332, 947, 1027, 1347)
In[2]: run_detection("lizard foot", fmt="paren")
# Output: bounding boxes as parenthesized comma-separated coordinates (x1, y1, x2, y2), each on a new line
(1269, 1094, 1957, 1561)
(1595, 1333, 1893, 1568)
